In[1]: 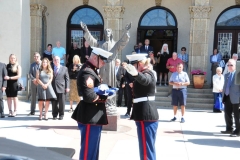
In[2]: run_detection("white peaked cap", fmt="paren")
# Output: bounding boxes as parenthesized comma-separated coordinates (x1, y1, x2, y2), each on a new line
(91, 47, 113, 59)
(126, 54, 148, 63)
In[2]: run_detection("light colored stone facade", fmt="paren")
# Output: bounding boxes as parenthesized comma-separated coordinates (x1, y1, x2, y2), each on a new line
(0, 0, 238, 84)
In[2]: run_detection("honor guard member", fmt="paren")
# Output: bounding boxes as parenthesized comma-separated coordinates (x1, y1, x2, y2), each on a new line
(71, 47, 113, 160)
(123, 54, 159, 160)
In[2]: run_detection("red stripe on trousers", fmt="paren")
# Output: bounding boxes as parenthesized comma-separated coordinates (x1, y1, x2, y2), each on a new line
(84, 124, 90, 160)
(140, 121, 147, 160)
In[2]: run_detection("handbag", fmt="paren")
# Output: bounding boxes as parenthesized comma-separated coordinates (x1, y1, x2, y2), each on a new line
(214, 93, 224, 110)
(17, 82, 24, 91)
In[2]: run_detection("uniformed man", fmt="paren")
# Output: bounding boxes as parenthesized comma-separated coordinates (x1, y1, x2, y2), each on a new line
(123, 54, 159, 160)
(71, 47, 113, 160)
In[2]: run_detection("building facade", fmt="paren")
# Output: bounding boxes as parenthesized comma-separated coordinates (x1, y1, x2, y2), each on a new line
(1, 0, 240, 85)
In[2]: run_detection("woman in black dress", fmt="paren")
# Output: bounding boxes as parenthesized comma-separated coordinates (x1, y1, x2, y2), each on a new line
(68, 55, 82, 112)
(4, 54, 22, 117)
(157, 43, 170, 86)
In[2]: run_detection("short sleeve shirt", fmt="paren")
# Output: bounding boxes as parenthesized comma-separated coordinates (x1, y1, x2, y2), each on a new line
(169, 71, 190, 89)
(166, 58, 182, 73)
(52, 47, 66, 64)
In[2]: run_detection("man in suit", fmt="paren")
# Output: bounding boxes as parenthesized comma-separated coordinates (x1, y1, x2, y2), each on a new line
(115, 59, 126, 107)
(140, 39, 153, 54)
(221, 59, 240, 137)
(28, 52, 41, 115)
(135, 42, 142, 53)
(52, 56, 70, 120)
(80, 41, 93, 64)
(0, 62, 7, 118)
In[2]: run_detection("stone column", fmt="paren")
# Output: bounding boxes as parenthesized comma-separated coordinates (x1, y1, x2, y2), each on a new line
(30, 4, 46, 61)
(189, 0, 212, 81)
(103, 0, 125, 59)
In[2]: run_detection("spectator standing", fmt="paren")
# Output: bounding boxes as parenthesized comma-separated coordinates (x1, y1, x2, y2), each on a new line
(212, 67, 224, 113)
(178, 47, 189, 72)
(140, 39, 153, 53)
(71, 47, 112, 160)
(68, 55, 82, 113)
(0, 62, 7, 118)
(157, 43, 170, 86)
(124, 66, 134, 117)
(51, 56, 70, 120)
(52, 41, 66, 66)
(66, 42, 81, 68)
(135, 42, 142, 53)
(43, 44, 53, 62)
(80, 41, 93, 64)
(221, 59, 240, 137)
(210, 49, 222, 87)
(166, 52, 182, 97)
(36, 58, 56, 120)
(123, 54, 159, 160)
(169, 63, 190, 123)
(28, 52, 41, 116)
(4, 54, 22, 117)
(115, 59, 125, 107)
(222, 53, 238, 75)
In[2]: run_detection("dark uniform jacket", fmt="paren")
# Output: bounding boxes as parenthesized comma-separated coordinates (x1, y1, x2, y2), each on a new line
(71, 61, 108, 125)
(131, 69, 159, 121)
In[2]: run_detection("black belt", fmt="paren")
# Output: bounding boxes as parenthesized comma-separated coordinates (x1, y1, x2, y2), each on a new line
(173, 88, 186, 90)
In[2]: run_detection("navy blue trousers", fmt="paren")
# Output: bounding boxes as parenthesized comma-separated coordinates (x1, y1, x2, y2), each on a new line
(78, 123, 102, 160)
(135, 121, 158, 160)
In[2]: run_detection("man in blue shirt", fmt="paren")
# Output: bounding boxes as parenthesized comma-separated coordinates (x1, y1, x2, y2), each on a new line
(52, 41, 66, 66)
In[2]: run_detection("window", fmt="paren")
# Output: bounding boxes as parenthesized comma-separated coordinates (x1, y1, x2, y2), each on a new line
(216, 8, 240, 26)
(70, 8, 103, 25)
(140, 8, 176, 27)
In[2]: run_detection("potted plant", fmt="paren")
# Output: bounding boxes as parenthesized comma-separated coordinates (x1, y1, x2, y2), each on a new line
(191, 69, 206, 89)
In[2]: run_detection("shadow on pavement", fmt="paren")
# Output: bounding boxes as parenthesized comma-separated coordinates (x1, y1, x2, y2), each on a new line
(177, 138, 240, 148)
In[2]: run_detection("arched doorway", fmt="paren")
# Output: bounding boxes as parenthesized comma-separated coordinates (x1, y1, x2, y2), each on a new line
(66, 6, 104, 51)
(137, 7, 178, 55)
(214, 6, 240, 61)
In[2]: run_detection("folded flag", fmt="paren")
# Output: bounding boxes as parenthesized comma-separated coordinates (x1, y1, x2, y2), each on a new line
(94, 84, 119, 96)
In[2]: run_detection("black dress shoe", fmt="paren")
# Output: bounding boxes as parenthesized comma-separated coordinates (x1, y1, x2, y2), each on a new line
(28, 112, 35, 116)
(59, 117, 63, 120)
(53, 117, 57, 120)
(221, 130, 233, 134)
(0, 114, 5, 118)
(230, 133, 240, 137)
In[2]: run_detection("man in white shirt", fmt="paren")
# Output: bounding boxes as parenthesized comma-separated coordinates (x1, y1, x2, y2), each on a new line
(223, 53, 238, 75)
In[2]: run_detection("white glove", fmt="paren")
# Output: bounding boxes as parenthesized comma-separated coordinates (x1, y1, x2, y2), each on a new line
(125, 64, 138, 76)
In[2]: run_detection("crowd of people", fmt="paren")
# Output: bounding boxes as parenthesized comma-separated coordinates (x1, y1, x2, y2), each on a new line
(0, 37, 240, 160)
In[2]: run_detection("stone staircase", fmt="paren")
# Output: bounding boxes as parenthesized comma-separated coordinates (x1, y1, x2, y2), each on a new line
(5, 85, 214, 110)
(155, 84, 213, 109)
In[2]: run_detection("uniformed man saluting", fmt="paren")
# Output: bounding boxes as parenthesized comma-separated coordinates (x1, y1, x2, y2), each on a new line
(72, 47, 112, 160)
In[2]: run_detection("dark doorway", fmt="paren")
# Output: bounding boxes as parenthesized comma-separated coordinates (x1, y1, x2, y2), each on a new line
(214, 6, 240, 61)
(137, 29, 177, 56)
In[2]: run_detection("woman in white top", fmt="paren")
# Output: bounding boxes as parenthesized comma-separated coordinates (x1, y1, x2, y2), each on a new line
(212, 67, 224, 112)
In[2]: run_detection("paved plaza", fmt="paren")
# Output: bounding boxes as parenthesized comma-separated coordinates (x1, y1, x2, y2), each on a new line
(0, 100, 240, 160)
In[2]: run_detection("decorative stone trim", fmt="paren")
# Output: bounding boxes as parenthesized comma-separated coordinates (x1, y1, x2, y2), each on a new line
(83, 0, 89, 5)
(103, 6, 125, 18)
(189, 6, 212, 19)
(236, 0, 240, 5)
(155, 0, 162, 6)
(30, 4, 46, 16)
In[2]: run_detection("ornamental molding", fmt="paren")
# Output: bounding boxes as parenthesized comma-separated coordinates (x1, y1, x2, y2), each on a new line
(30, 4, 46, 16)
(103, 6, 125, 18)
(83, 0, 89, 5)
(189, 6, 212, 19)
(106, 0, 122, 6)
(155, 0, 162, 6)
(236, 0, 240, 5)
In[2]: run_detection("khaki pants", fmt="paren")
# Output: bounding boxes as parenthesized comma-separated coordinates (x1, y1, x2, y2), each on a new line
(168, 72, 173, 95)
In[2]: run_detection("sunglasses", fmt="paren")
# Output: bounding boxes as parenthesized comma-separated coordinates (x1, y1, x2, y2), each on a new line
(227, 64, 233, 67)
(181, 50, 186, 51)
